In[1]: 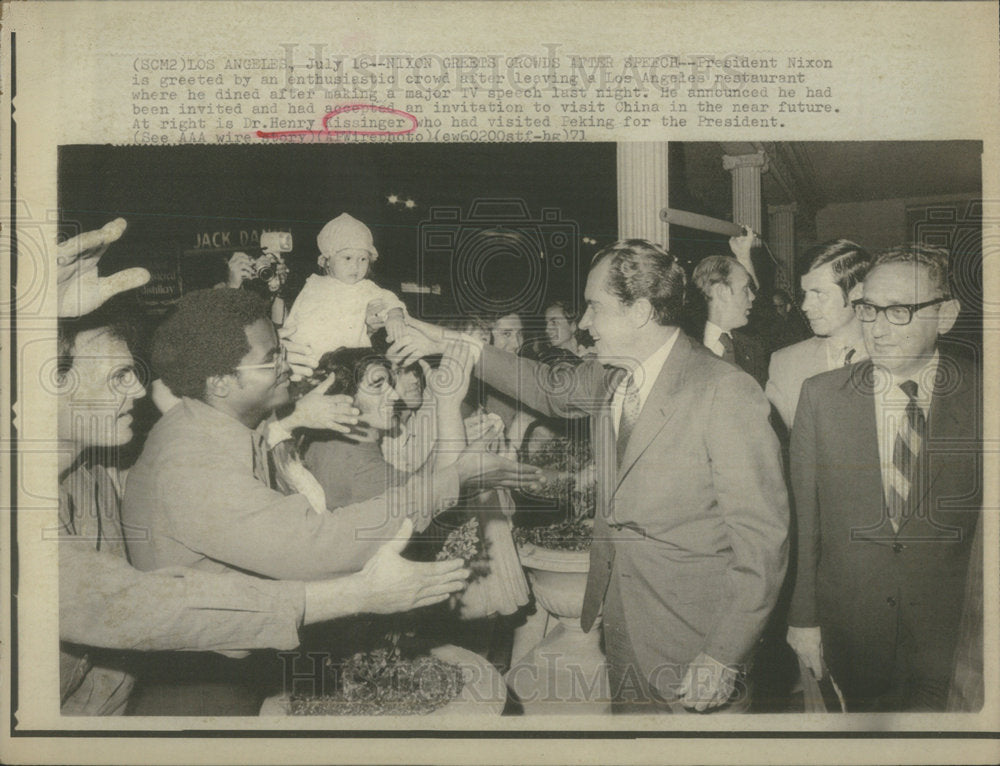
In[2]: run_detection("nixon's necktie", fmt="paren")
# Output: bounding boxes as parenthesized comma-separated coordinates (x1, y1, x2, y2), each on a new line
(616, 373, 641, 469)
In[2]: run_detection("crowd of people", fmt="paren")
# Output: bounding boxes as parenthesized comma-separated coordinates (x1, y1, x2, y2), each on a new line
(54, 210, 983, 717)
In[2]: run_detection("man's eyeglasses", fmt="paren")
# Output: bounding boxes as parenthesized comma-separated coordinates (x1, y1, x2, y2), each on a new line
(852, 297, 949, 326)
(235, 344, 288, 375)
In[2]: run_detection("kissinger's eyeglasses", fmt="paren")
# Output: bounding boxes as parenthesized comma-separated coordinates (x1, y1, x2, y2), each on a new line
(235, 344, 288, 375)
(852, 297, 949, 326)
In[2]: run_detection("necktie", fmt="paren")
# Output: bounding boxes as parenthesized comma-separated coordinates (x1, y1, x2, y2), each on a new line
(719, 332, 735, 364)
(616, 373, 640, 469)
(887, 380, 926, 533)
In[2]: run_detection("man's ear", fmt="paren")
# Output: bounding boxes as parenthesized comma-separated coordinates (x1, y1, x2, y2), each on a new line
(205, 374, 232, 399)
(709, 281, 728, 305)
(936, 298, 961, 336)
(628, 297, 655, 328)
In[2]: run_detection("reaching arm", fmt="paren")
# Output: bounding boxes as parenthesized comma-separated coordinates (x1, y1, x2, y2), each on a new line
(60, 524, 470, 651)
(59, 541, 305, 651)
(135, 442, 460, 580)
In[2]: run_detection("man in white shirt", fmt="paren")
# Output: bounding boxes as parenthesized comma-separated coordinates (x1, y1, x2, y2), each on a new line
(765, 240, 871, 428)
(786, 244, 981, 711)
(691, 255, 770, 387)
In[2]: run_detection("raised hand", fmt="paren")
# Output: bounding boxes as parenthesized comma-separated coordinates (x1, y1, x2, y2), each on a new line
(728, 225, 760, 288)
(454, 426, 544, 493)
(226, 251, 255, 289)
(284, 374, 359, 433)
(57, 218, 150, 317)
(359, 518, 471, 613)
(278, 323, 318, 381)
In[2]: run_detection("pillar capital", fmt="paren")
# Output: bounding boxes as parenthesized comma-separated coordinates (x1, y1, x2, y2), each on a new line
(722, 151, 769, 173)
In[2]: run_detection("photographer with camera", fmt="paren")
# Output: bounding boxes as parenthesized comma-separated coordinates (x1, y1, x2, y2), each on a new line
(224, 247, 289, 326)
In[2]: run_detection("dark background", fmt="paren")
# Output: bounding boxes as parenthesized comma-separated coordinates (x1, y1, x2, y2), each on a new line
(59, 143, 619, 325)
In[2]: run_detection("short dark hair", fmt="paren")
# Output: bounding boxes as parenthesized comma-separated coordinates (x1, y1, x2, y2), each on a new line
(869, 244, 952, 299)
(802, 239, 872, 302)
(153, 288, 270, 399)
(691, 255, 745, 301)
(545, 299, 580, 324)
(591, 239, 686, 326)
(307, 347, 393, 399)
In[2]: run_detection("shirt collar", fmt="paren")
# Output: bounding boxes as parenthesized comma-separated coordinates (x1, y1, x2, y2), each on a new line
(704, 321, 727, 348)
(871, 351, 939, 409)
(614, 328, 680, 412)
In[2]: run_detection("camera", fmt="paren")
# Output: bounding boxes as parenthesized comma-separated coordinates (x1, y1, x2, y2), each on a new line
(417, 199, 580, 320)
(253, 259, 277, 283)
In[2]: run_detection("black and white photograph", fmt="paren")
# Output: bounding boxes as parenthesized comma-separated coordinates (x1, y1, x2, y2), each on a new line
(52, 140, 985, 718)
(2, 2, 998, 765)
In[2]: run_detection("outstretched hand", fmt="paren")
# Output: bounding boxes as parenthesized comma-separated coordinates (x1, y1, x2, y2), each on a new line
(454, 425, 544, 493)
(360, 518, 471, 613)
(278, 323, 319, 381)
(57, 218, 150, 317)
(284, 373, 360, 433)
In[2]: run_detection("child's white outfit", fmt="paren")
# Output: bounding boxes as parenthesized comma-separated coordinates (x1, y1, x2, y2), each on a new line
(285, 275, 405, 355)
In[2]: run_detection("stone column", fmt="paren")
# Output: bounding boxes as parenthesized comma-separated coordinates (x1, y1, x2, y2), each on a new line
(723, 151, 769, 234)
(616, 142, 669, 246)
(768, 202, 798, 291)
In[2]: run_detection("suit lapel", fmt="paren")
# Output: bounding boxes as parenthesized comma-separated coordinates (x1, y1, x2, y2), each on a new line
(615, 333, 690, 486)
(843, 363, 896, 541)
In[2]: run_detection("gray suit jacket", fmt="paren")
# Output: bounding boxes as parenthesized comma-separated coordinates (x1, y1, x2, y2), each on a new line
(765, 336, 828, 429)
(766, 336, 869, 428)
(477, 331, 788, 693)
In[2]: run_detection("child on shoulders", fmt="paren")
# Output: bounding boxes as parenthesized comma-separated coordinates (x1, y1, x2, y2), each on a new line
(284, 213, 406, 356)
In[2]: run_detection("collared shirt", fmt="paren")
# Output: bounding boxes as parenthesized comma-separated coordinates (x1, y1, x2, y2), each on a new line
(703, 321, 730, 358)
(823, 336, 867, 370)
(872, 352, 938, 510)
(611, 328, 680, 434)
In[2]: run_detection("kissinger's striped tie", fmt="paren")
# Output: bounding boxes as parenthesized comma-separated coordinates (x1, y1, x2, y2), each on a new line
(887, 379, 926, 532)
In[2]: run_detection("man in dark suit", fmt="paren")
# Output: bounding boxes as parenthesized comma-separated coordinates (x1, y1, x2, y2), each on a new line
(787, 244, 981, 712)
(396, 240, 788, 713)
(691, 255, 770, 388)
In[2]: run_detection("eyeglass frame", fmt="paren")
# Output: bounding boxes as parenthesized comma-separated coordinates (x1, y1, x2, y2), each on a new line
(851, 296, 950, 326)
(234, 343, 288, 375)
